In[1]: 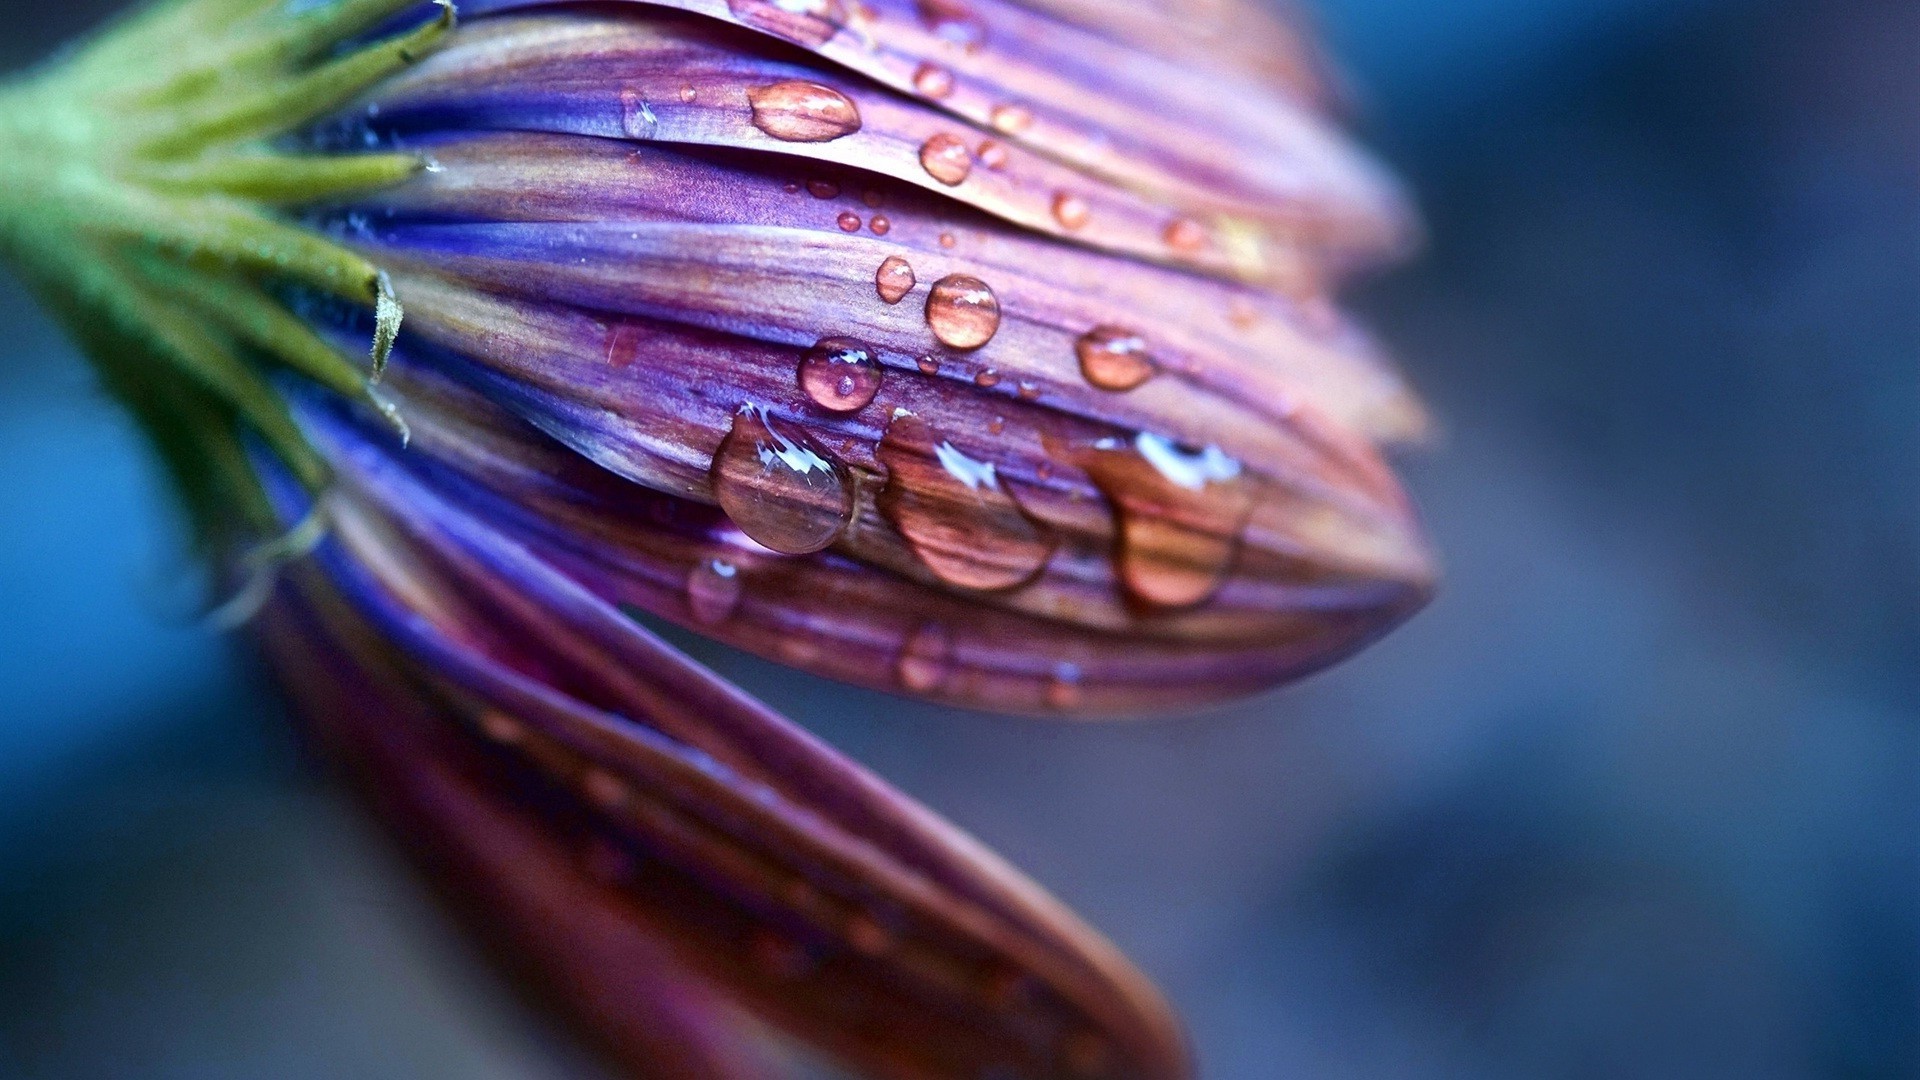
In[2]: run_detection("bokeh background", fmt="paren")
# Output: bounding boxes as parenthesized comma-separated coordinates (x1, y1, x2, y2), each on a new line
(0, 0, 1913, 1077)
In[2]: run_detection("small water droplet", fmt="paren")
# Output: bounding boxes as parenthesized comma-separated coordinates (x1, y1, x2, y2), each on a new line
(784, 180, 801, 193)
(916, 355, 941, 374)
(1164, 216, 1209, 252)
(896, 621, 953, 692)
(1050, 191, 1089, 230)
(876, 255, 916, 304)
(748, 80, 862, 142)
(862, 188, 884, 208)
(837, 210, 862, 231)
(1044, 662, 1083, 710)
(478, 710, 523, 744)
(1016, 380, 1041, 400)
(1075, 326, 1155, 391)
(1073, 433, 1252, 608)
(619, 89, 658, 139)
(919, 132, 973, 185)
(989, 103, 1032, 134)
(974, 369, 1001, 387)
(712, 405, 855, 554)
(729, 0, 847, 47)
(987, 416, 1006, 435)
(605, 322, 643, 368)
(925, 274, 999, 349)
(686, 558, 743, 624)
(806, 178, 841, 199)
(912, 62, 955, 98)
(679, 84, 698, 103)
(977, 139, 1009, 170)
(869, 214, 891, 235)
(798, 336, 882, 412)
(938, 231, 958, 249)
(917, 0, 986, 49)
(879, 414, 1053, 590)
(581, 768, 631, 810)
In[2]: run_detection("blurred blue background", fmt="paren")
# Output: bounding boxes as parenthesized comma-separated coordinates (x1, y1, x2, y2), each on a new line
(0, 0, 1913, 1077)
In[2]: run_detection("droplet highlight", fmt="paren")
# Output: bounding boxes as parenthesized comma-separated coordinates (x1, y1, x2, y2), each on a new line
(1051, 191, 1089, 230)
(976, 139, 1009, 170)
(1073, 433, 1252, 608)
(686, 558, 743, 625)
(919, 132, 973, 186)
(619, 89, 658, 139)
(1074, 326, 1155, 391)
(924, 274, 999, 350)
(990, 103, 1032, 134)
(798, 336, 882, 413)
(1164, 216, 1209, 252)
(875, 255, 916, 304)
(837, 210, 862, 232)
(912, 62, 955, 98)
(748, 81, 862, 142)
(879, 414, 1053, 590)
(711, 405, 855, 555)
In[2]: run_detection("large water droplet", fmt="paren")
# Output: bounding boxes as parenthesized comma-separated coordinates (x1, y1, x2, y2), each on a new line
(917, 0, 986, 49)
(875, 255, 916, 304)
(686, 558, 743, 625)
(729, 0, 847, 47)
(919, 132, 973, 186)
(711, 405, 855, 554)
(798, 336, 882, 413)
(924, 274, 999, 350)
(619, 89, 658, 139)
(879, 414, 1053, 590)
(1074, 433, 1252, 608)
(748, 81, 862, 142)
(1074, 326, 1155, 391)
(896, 621, 953, 692)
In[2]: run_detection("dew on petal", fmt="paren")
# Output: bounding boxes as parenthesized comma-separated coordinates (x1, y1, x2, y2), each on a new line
(1073, 432, 1253, 608)
(879, 414, 1053, 590)
(619, 89, 658, 139)
(916, 355, 941, 374)
(976, 139, 1009, 170)
(748, 81, 862, 142)
(875, 255, 916, 304)
(1051, 191, 1090, 230)
(912, 62, 955, 98)
(861, 188, 884, 208)
(678, 84, 698, 103)
(729, 0, 847, 47)
(1164, 216, 1209, 252)
(837, 210, 862, 231)
(869, 214, 891, 235)
(989, 103, 1032, 134)
(938, 231, 957, 249)
(919, 132, 973, 186)
(711, 405, 855, 554)
(478, 710, 523, 745)
(896, 620, 953, 692)
(581, 768, 631, 810)
(1075, 326, 1156, 391)
(974, 369, 1001, 388)
(806, 178, 841, 199)
(686, 558, 743, 624)
(917, 0, 986, 49)
(798, 336, 883, 413)
(925, 274, 999, 350)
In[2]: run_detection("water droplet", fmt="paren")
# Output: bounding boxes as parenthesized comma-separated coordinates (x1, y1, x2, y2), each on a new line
(976, 139, 1009, 170)
(619, 89, 658, 139)
(917, 0, 986, 49)
(1227, 296, 1259, 330)
(1051, 191, 1089, 230)
(1075, 326, 1155, 391)
(974, 369, 1001, 387)
(748, 80, 862, 142)
(837, 210, 862, 232)
(678, 84, 698, 103)
(581, 768, 631, 810)
(896, 621, 953, 692)
(784, 180, 801, 194)
(989, 103, 1032, 134)
(1164, 216, 1208, 252)
(876, 255, 916, 304)
(478, 710, 523, 744)
(869, 214, 891, 235)
(879, 414, 1053, 590)
(1073, 433, 1252, 608)
(605, 322, 643, 368)
(806, 178, 841, 199)
(729, 0, 846, 47)
(912, 62, 955, 98)
(1044, 662, 1083, 710)
(919, 132, 973, 185)
(798, 336, 882, 413)
(938, 231, 958, 249)
(987, 415, 1006, 434)
(861, 188, 884, 208)
(916, 355, 941, 374)
(711, 405, 855, 554)
(925, 274, 999, 349)
(686, 558, 743, 624)
(1016, 380, 1041, 400)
